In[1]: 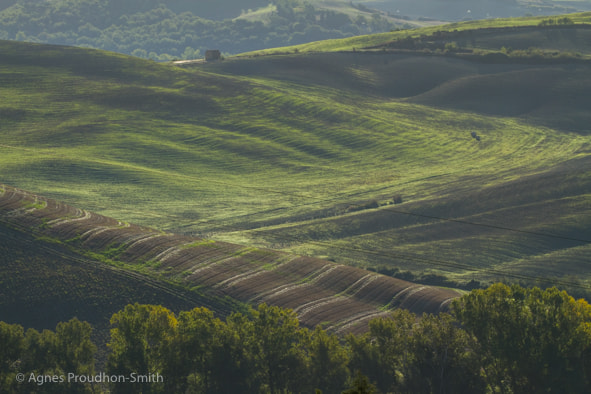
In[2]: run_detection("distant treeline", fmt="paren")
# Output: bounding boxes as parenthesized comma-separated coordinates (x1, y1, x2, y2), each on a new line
(375, 21, 588, 57)
(2, 283, 591, 393)
(0, 0, 399, 60)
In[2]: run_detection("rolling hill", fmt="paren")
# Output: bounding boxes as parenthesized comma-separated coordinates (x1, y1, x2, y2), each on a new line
(0, 0, 403, 59)
(2, 0, 591, 63)
(194, 17, 591, 295)
(0, 12, 590, 334)
(363, 0, 591, 21)
(0, 184, 459, 339)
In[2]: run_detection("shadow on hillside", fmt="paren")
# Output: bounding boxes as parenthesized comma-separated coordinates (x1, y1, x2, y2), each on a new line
(210, 52, 591, 133)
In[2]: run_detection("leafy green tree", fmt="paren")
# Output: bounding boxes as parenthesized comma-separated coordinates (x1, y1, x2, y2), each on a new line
(211, 311, 259, 393)
(53, 318, 96, 393)
(21, 328, 57, 373)
(170, 306, 229, 393)
(178, 305, 317, 393)
(19, 328, 63, 393)
(251, 303, 311, 394)
(0, 321, 24, 391)
(107, 303, 177, 393)
(131, 48, 148, 58)
(308, 325, 349, 393)
(347, 309, 414, 393)
(274, 0, 299, 20)
(346, 332, 378, 391)
(320, 11, 351, 30)
(453, 283, 591, 393)
(181, 46, 200, 60)
(342, 370, 379, 394)
(0, 319, 95, 393)
(54, 318, 96, 377)
(405, 313, 485, 394)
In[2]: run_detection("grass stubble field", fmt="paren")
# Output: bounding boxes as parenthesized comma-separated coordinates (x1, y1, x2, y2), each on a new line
(0, 12, 590, 336)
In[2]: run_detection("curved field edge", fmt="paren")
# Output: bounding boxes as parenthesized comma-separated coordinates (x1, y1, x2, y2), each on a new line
(238, 12, 591, 56)
(0, 184, 460, 333)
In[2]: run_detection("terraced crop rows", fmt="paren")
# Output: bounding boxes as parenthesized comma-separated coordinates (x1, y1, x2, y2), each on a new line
(0, 184, 461, 332)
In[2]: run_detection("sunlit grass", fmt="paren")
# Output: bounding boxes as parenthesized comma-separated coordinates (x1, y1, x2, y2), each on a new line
(1, 61, 585, 231)
(1, 39, 590, 293)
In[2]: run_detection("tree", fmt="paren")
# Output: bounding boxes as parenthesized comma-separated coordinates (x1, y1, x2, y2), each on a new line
(250, 303, 310, 394)
(274, 0, 298, 20)
(347, 309, 414, 393)
(308, 325, 349, 393)
(0, 319, 96, 393)
(453, 283, 591, 393)
(0, 321, 24, 392)
(20, 327, 70, 394)
(220, 311, 261, 393)
(21, 328, 57, 373)
(171, 307, 228, 393)
(406, 313, 485, 394)
(54, 318, 96, 376)
(107, 303, 176, 393)
(342, 370, 378, 394)
(54, 318, 96, 393)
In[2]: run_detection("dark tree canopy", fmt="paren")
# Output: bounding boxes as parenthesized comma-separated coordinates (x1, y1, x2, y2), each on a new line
(0, 0, 399, 60)
(2, 284, 591, 393)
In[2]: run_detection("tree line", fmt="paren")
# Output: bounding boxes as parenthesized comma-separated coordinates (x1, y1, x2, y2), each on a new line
(0, 0, 401, 61)
(2, 283, 591, 393)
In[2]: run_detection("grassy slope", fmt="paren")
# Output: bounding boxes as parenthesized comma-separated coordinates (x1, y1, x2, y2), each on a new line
(0, 13, 590, 296)
(213, 48, 591, 291)
(176, 20, 591, 293)
(240, 11, 591, 54)
(360, 0, 591, 20)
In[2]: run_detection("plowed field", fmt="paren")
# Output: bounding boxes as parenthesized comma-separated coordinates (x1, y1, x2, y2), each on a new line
(0, 184, 461, 332)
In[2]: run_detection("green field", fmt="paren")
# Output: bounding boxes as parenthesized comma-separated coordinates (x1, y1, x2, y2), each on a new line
(241, 11, 591, 54)
(1, 13, 590, 297)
